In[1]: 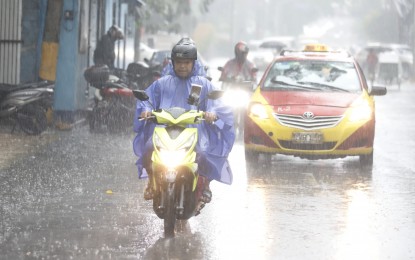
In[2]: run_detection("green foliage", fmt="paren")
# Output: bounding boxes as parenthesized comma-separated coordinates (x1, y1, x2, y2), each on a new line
(141, 0, 214, 33)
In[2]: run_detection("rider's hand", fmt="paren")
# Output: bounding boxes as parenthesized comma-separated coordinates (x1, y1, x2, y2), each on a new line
(204, 112, 217, 124)
(140, 111, 152, 119)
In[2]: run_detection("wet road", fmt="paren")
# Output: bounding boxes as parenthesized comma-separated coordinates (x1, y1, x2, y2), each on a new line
(1, 82, 415, 259)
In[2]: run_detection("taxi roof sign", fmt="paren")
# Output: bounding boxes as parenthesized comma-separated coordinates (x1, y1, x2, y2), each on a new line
(280, 44, 351, 58)
(303, 43, 329, 52)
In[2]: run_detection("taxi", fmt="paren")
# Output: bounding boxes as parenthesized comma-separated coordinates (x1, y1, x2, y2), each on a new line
(244, 44, 387, 168)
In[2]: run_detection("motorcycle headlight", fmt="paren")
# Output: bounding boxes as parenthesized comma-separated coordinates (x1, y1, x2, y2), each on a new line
(159, 149, 187, 168)
(224, 89, 250, 108)
(349, 98, 372, 122)
(250, 103, 269, 119)
(155, 133, 196, 168)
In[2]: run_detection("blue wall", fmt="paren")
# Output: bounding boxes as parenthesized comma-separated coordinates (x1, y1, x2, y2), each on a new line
(53, 0, 128, 115)
(20, 0, 47, 83)
(54, 0, 88, 113)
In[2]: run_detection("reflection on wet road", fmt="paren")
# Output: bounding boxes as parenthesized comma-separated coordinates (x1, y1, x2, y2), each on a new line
(0, 84, 414, 259)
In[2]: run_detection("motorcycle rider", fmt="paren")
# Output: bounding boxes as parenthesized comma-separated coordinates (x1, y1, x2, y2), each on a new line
(133, 38, 235, 203)
(219, 41, 257, 83)
(93, 25, 124, 69)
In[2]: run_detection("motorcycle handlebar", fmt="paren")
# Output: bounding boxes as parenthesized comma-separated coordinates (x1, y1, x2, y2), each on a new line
(137, 111, 218, 123)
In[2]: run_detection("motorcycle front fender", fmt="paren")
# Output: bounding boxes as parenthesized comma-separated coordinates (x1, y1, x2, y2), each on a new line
(2, 95, 44, 108)
(0, 105, 17, 117)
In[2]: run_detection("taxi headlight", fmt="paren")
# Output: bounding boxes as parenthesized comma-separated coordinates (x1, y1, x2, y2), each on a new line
(349, 100, 372, 122)
(250, 103, 269, 119)
(223, 89, 250, 108)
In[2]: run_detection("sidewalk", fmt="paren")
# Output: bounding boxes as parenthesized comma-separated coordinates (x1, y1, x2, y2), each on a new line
(0, 112, 87, 169)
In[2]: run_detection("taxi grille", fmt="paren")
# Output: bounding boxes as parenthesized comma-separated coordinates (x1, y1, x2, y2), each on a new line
(273, 114, 343, 130)
(278, 140, 337, 150)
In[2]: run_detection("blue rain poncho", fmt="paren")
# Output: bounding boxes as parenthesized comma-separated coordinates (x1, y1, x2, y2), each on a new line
(133, 64, 235, 184)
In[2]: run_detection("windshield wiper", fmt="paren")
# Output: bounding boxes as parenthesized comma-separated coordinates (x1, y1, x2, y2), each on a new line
(296, 81, 350, 92)
(270, 79, 320, 91)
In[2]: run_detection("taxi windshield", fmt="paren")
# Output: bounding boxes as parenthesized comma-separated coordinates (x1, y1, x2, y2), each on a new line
(263, 60, 361, 92)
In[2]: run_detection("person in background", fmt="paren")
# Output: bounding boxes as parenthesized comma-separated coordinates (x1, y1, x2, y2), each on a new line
(93, 25, 124, 69)
(366, 49, 378, 85)
(219, 41, 257, 83)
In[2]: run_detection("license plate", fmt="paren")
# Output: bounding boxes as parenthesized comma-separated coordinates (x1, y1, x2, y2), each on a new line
(292, 132, 323, 144)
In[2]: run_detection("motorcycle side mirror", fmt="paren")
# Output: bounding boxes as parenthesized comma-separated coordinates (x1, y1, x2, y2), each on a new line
(369, 85, 387, 96)
(207, 90, 224, 100)
(251, 67, 259, 73)
(217, 66, 224, 72)
(132, 89, 149, 101)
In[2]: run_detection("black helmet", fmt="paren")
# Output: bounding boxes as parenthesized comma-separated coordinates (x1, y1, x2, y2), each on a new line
(108, 25, 124, 40)
(177, 37, 195, 45)
(171, 38, 197, 61)
(234, 41, 249, 61)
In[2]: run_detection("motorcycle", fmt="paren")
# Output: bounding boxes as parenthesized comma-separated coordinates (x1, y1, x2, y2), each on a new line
(132, 86, 224, 237)
(0, 80, 54, 135)
(126, 61, 161, 90)
(84, 64, 160, 133)
(217, 66, 257, 139)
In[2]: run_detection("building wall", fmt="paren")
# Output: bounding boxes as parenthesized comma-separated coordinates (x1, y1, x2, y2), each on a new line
(10, 0, 135, 120)
(0, 0, 22, 84)
(20, 0, 44, 83)
(54, 0, 81, 112)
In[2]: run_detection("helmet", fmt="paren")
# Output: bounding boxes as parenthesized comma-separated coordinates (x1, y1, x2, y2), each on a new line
(177, 37, 195, 45)
(108, 25, 124, 40)
(171, 38, 197, 61)
(234, 41, 249, 62)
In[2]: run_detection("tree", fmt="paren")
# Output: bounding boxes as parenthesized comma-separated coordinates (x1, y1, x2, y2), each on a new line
(141, 0, 214, 33)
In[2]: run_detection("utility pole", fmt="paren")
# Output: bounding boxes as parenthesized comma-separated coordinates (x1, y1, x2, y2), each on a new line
(131, 0, 145, 62)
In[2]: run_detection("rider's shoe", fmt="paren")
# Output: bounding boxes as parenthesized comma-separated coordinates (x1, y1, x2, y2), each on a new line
(143, 181, 153, 200)
(201, 180, 212, 203)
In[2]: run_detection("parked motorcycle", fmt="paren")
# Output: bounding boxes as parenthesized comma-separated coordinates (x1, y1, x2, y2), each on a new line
(0, 80, 54, 135)
(126, 61, 161, 90)
(132, 86, 224, 237)
(84, 64, 160, 133)
(217, 66, 256, 139)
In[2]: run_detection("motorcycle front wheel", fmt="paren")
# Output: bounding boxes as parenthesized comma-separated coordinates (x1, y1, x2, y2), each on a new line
(164, 183, 176, 238)
(89, 105, 108, 133)
(17, 104, 48, 135)
(235, 108, 246, 140)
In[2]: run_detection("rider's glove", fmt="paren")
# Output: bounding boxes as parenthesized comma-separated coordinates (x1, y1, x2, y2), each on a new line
(204, 112, 217, 124)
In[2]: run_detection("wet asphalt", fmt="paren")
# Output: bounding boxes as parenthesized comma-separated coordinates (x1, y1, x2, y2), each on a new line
(0, 81, 415, 259)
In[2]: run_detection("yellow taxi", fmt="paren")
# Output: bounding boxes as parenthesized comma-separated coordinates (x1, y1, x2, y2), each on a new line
(244, 44, 387, 169)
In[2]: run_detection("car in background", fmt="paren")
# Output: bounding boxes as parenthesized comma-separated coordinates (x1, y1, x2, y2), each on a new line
(248, 40, 275, 71)
(355, 42, 413, 80)
(248, 36, 295, 70)
(144, 50, 171, 69)
(244, 43, 387, 170)
(138, 42, 156, 62)
(144, 50, 211, 78)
